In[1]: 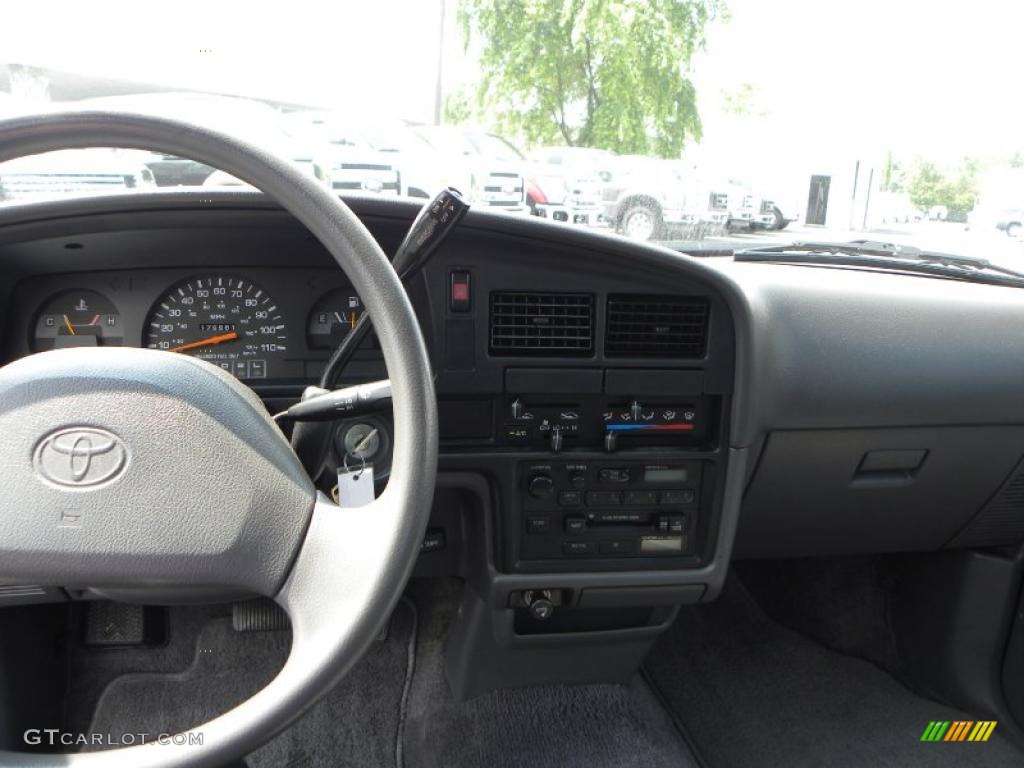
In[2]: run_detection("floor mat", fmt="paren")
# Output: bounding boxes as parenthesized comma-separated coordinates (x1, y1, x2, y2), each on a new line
(86, 599, 416, 767)
(401, 579, 696, 768)
(65, 603, 229, 735)
(644, 576, 1023, 768)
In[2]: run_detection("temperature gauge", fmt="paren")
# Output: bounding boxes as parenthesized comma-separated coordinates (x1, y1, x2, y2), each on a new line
(307, 289, 365, 350)
(32, 290, 123, 351)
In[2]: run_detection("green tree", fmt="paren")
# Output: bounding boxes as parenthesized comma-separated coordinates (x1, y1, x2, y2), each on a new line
(908, 158, 978, 220)
(881, 150, 906, 193)
(720, 82, 765, 117)
(444, 90, 473, 124)
(456, 0, 723, 157)
(907, 160, 944, 209)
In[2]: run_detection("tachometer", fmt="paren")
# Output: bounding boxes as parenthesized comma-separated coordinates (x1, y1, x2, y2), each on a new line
(144, 275, 286, 380)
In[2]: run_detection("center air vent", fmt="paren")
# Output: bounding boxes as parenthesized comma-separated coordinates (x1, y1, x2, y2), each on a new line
(490, 292, 594, 355)
(606, 295, 709, 358)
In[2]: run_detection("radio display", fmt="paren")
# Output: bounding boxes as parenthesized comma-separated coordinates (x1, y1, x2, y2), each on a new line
(644, 467, 689, 483)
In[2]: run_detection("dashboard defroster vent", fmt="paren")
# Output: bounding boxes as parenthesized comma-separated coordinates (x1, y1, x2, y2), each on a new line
(490, 292, 594, 355)
(606, 295, 709, 358)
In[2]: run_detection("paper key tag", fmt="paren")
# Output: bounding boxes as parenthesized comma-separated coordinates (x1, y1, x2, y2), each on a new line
(337, 462, 375, 507)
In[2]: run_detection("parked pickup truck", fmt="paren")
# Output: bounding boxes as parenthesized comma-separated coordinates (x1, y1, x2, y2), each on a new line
(713, 179, 776, 231)
(744, 192, 799, 230)
(79, 93, 329, 188)
(0, 148, 156, 202)
(599, 155, 690, 240)
(525, 146, 607, 226)
(601, 156, 730, 240)
(281, 112, 401, 197)
(753, 197, 796, 230)
(294, 118, 449, 200)
(412, 126, 529, 213)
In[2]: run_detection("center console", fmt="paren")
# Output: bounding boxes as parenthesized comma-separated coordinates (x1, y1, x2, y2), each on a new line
(421, 236, 740, 700)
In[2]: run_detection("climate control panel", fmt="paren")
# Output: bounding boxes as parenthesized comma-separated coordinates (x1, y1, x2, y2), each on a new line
(517, 460, 703, 561)
(502, 395, 710, 452)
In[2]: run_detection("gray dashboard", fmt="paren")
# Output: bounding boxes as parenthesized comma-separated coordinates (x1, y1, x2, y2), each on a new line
(704, 258, 1024, 445)
(2, 190, 1024, 581)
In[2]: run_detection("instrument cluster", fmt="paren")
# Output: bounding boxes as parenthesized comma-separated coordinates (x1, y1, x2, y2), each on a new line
(19, 269, 367, 384)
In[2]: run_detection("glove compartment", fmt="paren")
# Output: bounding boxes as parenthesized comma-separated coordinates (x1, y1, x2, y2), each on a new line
(735, 426, 1024, 557)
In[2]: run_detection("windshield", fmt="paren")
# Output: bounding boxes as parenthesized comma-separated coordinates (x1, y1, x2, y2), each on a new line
(1, 0, 1022, 266)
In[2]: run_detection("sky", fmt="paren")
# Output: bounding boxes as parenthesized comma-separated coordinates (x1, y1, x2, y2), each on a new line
(2, 0, 1021, 178)
(689, 0, 1024, 174)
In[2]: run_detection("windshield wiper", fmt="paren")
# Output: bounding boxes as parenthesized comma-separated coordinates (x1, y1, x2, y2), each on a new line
(734, 240, 1024, 287)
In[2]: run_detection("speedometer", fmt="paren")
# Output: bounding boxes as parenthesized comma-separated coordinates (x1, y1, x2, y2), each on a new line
(144, 275, 286, 380)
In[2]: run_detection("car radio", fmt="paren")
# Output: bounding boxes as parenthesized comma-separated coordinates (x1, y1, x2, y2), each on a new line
(517, 460, 703, 560)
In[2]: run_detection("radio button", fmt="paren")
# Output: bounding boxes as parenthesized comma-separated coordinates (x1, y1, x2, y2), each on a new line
(599, 539, 635, 555)
(526, 516, 550, 534)
(625, 490, 658, 506)
(598, 468, 631, 483)
(656, 514, 686, 534)
(660, 489, 696, 506)
(564, 516, 587, 534)
(558, 491, 582, 507)
(569, 472, 587, 490)
(563, 540, 596, 556)
(585, 491, 622, 506)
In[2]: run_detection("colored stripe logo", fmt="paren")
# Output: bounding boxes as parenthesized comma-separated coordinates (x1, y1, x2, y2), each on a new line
(921, 721, 997, 742)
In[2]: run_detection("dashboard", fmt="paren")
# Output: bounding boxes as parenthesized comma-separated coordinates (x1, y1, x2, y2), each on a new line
(5, 190, 1024, 697)
(0, 196, 736, 583)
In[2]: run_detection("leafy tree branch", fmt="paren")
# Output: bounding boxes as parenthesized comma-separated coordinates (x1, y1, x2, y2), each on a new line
(456, 0, 724, 157)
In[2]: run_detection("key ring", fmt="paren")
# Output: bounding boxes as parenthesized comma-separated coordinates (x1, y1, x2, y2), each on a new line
(342, 452, 367, 479)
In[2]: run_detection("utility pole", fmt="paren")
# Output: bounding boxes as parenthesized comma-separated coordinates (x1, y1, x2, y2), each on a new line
(433, 0, 446, 125)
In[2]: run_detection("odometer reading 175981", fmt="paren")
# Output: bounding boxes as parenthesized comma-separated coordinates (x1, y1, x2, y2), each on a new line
(144, 276, 286, 380)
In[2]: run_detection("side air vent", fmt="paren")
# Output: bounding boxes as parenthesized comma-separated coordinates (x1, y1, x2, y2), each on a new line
(490, 292, 594, 355)
(606, 295, 709, 358)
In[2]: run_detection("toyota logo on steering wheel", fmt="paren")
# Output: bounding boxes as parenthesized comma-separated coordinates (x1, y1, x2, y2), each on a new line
(33, 427, 128, 488)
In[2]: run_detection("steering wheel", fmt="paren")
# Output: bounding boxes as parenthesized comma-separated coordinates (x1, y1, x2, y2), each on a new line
(0, 112, 438, 767)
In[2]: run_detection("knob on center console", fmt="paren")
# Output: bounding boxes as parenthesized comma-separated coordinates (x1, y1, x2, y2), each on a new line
(549, 428, 564, 454)
(510, 398, 526, 419)
(528, 474, 555, 499)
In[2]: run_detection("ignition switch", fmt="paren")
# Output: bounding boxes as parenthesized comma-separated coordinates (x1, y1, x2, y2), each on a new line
(341, 422, 381, 461)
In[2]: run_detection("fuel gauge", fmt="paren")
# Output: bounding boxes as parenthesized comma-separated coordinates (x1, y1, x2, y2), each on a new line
(307, 288, 364, 350)
(32, 290, 123, 351)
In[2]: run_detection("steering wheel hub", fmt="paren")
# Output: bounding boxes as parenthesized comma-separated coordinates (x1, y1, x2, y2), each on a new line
(0, 347, 314, 594)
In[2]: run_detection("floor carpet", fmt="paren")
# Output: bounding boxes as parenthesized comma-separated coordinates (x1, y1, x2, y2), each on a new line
(400, 579, 696, 768)
(85, 600, 415, 768)
(644, 576, 1024, 768)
